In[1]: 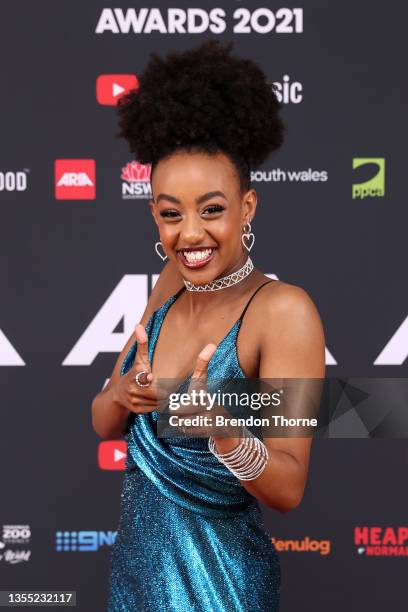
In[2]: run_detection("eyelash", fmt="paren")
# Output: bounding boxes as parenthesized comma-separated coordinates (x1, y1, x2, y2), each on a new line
(160, 204, 225, 219)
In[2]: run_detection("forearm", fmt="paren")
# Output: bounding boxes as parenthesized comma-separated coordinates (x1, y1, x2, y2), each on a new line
(92, 387, 130, 439)
(212, 435, 304, 513)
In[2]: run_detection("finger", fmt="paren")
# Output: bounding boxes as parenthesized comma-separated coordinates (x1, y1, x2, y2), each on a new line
(191, 343, 217, 382)
(133, 323, 151, 373)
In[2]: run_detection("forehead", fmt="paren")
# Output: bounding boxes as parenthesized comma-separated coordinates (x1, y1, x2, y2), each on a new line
(151, 151, 240, 198)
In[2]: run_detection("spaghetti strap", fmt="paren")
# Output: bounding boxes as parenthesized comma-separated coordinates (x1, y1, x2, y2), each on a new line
(239, 280, 275, 322)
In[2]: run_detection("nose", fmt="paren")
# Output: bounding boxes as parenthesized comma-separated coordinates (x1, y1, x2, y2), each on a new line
(179, 212, 206, 245)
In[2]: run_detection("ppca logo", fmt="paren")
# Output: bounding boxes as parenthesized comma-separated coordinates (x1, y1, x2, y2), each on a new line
(352, 158, 385, 199)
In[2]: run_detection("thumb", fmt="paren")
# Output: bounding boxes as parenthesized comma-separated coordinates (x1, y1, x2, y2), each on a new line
(191, 343, 217, 382)
(133, 323, 152, 378)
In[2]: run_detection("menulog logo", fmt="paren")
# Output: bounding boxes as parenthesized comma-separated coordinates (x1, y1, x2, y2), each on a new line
(121, 160, 152, 200)
(355, 526, 408, 556)
(55, 159, 96, 200)
(272, 536, 331, 556)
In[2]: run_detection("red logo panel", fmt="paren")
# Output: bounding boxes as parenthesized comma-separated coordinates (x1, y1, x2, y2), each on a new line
(55, 159, 96, 200)
(96, 74, 138, 105)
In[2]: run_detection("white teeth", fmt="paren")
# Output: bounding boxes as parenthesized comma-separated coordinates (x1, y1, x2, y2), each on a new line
(182, 248, 213, 262)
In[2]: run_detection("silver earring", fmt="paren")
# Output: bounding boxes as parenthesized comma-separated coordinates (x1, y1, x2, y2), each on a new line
(155, 241, 168, 261)
(241, 221, 255, 253)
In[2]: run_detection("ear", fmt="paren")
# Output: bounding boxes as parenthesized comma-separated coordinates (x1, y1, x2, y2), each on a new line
(149, 199, 159, 227)
(242, 188, 257, 224)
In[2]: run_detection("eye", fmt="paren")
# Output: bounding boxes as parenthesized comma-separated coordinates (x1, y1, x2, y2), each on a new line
(160, 210, 180, 218)
(202, 204, 225, 215)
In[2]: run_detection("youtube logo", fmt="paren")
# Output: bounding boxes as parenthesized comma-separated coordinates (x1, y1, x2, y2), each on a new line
(98, 440, 127, 470)
(55, 159, 96, 200)
(96, 74, 138, 106)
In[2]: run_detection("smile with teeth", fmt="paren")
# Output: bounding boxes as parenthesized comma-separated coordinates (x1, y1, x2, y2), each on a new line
(182, 248, 213, 262)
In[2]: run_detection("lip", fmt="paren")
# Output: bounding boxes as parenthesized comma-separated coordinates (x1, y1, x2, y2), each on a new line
(177, 248, 217, 269)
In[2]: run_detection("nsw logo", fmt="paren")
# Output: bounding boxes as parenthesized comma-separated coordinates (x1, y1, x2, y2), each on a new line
(352, 158, 385, 199)
(121, 160, 152, 200)
(55, 159, 96, 200)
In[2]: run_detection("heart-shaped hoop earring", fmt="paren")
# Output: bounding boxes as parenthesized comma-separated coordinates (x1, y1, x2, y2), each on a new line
(155, 241, 168, 261)
(241, 221, 255, 253)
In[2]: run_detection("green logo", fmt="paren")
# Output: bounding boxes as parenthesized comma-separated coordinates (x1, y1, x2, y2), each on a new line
(352, 158, 385, 199)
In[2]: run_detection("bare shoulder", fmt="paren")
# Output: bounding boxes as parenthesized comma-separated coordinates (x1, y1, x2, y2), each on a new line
(250, 278, 326, 378)
(258, 278, 323, 323)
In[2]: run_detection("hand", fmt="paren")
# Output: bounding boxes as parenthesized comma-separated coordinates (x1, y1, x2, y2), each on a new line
(111, 323, 162, 414)
(171, 343, 243, 438)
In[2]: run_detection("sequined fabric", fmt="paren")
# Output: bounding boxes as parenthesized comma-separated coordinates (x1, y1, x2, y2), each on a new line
(107, 288, 281, 611)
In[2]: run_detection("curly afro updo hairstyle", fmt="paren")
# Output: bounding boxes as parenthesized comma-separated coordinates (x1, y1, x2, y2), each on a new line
(116, 39, 285, 194)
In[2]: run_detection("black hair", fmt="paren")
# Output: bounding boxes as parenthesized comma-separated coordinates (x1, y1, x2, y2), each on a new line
(116, 39, 285, 193)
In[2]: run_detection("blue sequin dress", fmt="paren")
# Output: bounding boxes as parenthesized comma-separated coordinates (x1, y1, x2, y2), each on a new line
(107, 282, 280, 611)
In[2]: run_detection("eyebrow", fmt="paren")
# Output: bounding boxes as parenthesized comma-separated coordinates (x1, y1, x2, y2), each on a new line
(155, 190, 227, 205)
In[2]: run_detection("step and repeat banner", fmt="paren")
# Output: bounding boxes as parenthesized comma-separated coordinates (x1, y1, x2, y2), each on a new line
(1, 1, 407, 610)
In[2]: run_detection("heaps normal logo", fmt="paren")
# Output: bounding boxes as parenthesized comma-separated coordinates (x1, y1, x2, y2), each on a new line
(355, 526, 408, 556)
(352, 158, 385, 199)
(96, 74, 138, 105)
(0, 170, 29, 192)
(55, 159, 96, 200)
(121, 161, 152, 199)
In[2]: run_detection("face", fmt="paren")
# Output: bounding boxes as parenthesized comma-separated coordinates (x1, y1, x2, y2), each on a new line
(149, 150, 257, 283)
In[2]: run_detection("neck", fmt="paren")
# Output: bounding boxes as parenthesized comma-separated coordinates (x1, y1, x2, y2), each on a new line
(181, 252, 254, 310)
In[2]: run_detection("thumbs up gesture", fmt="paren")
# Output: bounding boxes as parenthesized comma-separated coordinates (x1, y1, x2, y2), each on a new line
(112, 323, 160, 414)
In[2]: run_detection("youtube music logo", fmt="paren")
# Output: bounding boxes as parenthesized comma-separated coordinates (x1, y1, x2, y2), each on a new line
(55, 159, 96, 200)
(96, 74, 138, 106)
(98, 440, 127, 470)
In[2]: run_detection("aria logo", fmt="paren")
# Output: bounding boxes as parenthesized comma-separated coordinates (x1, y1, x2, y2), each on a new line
(121, 160, 152, 199)
(352, 158, 385, 199)
(55, 159, 96, 200)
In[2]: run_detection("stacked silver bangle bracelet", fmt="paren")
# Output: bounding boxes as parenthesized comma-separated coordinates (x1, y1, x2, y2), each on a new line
(208, 432, 269, 481)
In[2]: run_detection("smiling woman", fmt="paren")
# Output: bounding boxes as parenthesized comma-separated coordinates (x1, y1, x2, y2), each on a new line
(91, 39, 326, 612)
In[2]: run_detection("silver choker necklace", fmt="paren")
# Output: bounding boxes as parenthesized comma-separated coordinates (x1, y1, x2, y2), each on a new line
(183, 256, 254, 292)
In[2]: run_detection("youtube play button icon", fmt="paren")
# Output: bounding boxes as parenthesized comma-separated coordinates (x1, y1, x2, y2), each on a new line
(96, 74, 138, 105)
(98, 440, 127, 470)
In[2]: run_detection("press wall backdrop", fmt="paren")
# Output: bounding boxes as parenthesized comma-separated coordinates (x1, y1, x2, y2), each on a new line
(1, 1, 407, 611)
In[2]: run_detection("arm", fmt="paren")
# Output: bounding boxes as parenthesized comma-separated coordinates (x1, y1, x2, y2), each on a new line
(212, 283, 326, 513)
(91, 260, 184, 439)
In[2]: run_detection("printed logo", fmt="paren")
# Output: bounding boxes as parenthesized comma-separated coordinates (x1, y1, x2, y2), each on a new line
(272, 75, 303, 104)
(352, 158, 385, 199)
(98, 440, 127, 470)
(354, 526, 408, 556)
(0, 524, 31, 565)
(56, 531, 117, 552)
(251, 168, 328, 183)
(0, 170, 29, 192)
(55, 159, 96, 200)
(272, 536, 331, 556)
(121, 160, 152, 199)
(96, 74, 138, 105)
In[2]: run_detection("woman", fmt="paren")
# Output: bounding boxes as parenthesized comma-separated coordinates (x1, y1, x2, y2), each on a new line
(92, 40, 325, 611)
